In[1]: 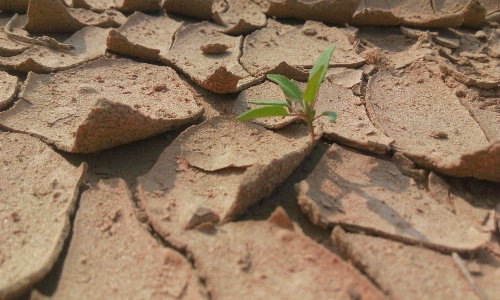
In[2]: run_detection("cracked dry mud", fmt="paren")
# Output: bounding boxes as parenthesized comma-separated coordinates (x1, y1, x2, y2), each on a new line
(1, 0, 500, 299)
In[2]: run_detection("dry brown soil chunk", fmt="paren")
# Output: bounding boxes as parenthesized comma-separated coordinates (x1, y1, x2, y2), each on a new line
(265, 0, 361, 24)
(332, 226, 487, 300)
(0, 132, 86, 300)
(137, 116, 313, 249)
(0, 26, 110, 73)
(183, 207, 386, 300)
(296, 144, 491, 252)
(0, 58, 203, 153)
(232, 80, 299, 129)
(241, 20, 365, 78)
(162, 21, 258, 94)
(366, 65, 500, 182)
(31, 178, 207, 300)
(314, 81, 394, 154)
(0, 71, 18, 110)
(106, 11, 183, 62)
(24, 0, 125, 33)
(213, 0, 267, 35)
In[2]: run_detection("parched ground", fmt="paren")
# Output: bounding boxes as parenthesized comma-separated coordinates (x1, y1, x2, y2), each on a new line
(1, 0, 500, 299)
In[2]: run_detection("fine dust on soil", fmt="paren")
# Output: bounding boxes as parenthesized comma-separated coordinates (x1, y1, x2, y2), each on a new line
(1, 0, 500, 300)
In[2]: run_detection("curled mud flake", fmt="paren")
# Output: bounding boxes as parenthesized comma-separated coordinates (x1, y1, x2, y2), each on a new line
(200, 43, 229, 54)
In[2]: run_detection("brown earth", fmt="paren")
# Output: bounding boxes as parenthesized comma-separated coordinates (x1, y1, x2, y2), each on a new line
(1, 0, 500, 299)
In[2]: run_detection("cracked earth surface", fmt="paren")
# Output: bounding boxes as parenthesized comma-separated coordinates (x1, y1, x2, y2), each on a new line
(1, 0, 500, 299)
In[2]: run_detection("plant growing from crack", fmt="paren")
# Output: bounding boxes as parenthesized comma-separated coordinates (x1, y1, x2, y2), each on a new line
(237, 45, 337, 144)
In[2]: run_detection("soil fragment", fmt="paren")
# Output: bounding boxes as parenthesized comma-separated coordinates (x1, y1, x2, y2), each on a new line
(182, 207, 386, 300)
(0, 71, 18, 110)
(314, 81, 394, 154)
(0, 26, 110, 73)
(241, 19, 365, 78)
(366, 65, 500, 182)
(31, 179, 207, 300)
(333, 226, 487, 300)
(0, 132, 86, 300)
(162, 21, 259, 93)
(213, 0, 267, 35)
(106, 11, 183, 62)
(137, 116, 314, 249)
(296, 144, 492, 252)
(0, 58, 203, 153)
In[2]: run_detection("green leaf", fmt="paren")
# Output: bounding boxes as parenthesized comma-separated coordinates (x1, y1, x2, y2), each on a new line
(309, 44, 335, 82)
(322, 110, 337, 122)
(266, 74, 303, 103)
(236, 105, 290, 121)
(302, 65, 324, 105)
(249, 100, 292, 109)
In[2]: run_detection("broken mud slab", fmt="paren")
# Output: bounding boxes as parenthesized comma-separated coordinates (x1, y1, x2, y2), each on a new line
(0, 58, 203, 153)
(24, 0, 125, 33)
(0, 132, 86, 300)
(106, 11, 183, 62)
(436, 48, 500, 89)
(213, 0, 267, 35)
(0, 71, 18, 110)
(265, 0, 361, 24)
(0, 26, 110, 73)
(162, 0, 215, 20)
(351, 0, 485, 27)
(180, 207, 386, 300)
(162, 21, 259, 93)
(366, 64, 500, 182)
(0, 14, 31, 57)
(241, 20, 365, 79)
(72, 0, 162, 13)
(31, 178, 207, 300)
(232, 80, 299, 129)
(296, 144, 492, 252)
(332, 226, 491, 300)
(137, 116, 314, 249)
(314, 81, 394, 154)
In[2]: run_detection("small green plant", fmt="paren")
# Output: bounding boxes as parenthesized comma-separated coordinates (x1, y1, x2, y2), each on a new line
(237, 45, 337, 144)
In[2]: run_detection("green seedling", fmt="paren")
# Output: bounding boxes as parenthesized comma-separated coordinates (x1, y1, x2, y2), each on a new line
(237, 45, 337, 144)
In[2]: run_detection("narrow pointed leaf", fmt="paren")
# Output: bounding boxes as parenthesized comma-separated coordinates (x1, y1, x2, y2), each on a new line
(249, 100, 292, 109)
(266, 74, 303, 103)
(303, 65, 324, 105)
(309, 44, 335, 81)
(322, 110, 337, 122)
(236, 105, 290, 121)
